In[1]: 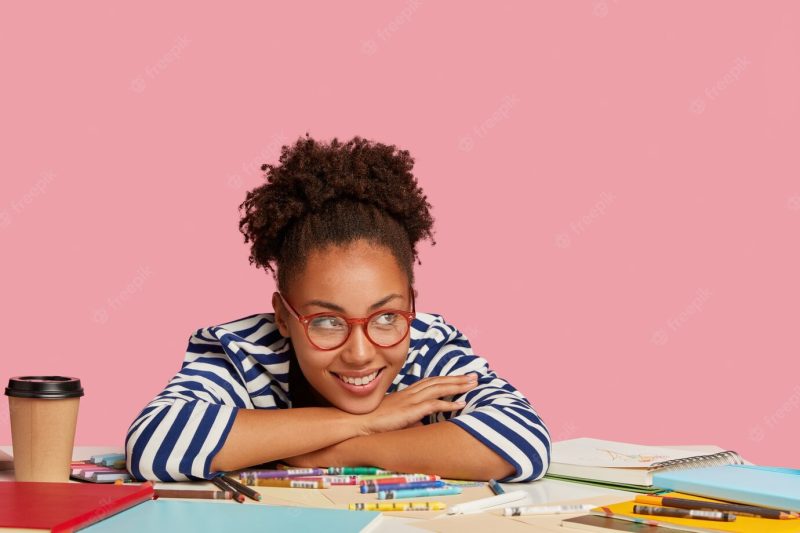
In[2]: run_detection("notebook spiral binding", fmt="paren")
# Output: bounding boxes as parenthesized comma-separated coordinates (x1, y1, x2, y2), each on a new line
(648, 450, 744, 473)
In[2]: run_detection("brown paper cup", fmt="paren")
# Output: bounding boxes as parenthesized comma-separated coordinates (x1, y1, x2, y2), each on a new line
(5, 376, 84, 482)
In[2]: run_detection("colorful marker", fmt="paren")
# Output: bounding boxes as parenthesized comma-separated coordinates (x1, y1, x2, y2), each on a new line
(378, 487, 462, 500)
(327, 467, 394, 475)
(633, 504, 735, 522)
(359, 475, 440, 487)
(635, 495, 799, 520)
(361, 481, 445, 493)
(238, 468, 326, 479)
(504, 504, 596, 516)
(295, 475, 360, 485)
(349, 502, 447, 512)
(239, 477, 330, 489)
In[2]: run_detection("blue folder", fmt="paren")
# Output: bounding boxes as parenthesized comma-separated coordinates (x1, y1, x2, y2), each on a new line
(82, 499, 382, 533)
(653, 464, 800, 512)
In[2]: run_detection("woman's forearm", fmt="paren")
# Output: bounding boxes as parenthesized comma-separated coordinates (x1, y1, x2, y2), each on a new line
(210, 407, 364, 473)
(303, 421, 517, 481)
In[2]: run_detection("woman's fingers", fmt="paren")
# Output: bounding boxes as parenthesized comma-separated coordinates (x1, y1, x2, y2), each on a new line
(362, 375, 478, 435)
(406, 400, 465, 426)
(406, 374, 478, 394)
(427, 399, 467, 414)
(412, 381, 477, 402)
(400, 375, 438, 391)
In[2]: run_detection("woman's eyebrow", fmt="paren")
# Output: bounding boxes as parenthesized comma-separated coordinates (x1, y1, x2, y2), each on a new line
(304, 293, 403, 313)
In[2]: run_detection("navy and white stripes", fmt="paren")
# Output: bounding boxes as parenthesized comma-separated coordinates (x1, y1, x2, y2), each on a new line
(125, 312, 551, 482)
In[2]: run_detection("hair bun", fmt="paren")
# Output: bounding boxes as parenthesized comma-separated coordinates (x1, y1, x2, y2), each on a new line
(238, 134, 435, 289)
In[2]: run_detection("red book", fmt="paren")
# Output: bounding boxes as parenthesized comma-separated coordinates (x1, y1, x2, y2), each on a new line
(0, 480, 154, 532)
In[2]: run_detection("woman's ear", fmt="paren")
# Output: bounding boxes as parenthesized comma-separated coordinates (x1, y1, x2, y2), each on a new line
(272, 292, 290, 337)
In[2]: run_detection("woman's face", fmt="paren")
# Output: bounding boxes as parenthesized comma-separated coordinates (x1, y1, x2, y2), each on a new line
(272, 239, 413, 414)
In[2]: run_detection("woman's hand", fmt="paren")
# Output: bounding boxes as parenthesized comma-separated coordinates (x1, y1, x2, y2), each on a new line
(358, 374, 478, 436)
(282, 374, 479, 467)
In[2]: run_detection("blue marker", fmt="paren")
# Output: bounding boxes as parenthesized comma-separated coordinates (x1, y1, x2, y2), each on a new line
(378, 487, 462, 500)
(488, 479, 505, 495)
(360, 480, 445, 493)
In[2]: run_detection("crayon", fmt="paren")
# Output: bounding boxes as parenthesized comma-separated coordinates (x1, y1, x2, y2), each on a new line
(378, 487, 462, 500)
(504, 504, 596, 516)
(294, 475, 359, 485)
(633, 504, 735, 522)
(361, 481, 445, 493)
(239, 468, 326, 479)
(635, 495, 798, 520)
(240, 477, 330, 489)
(154, 489, 232, 500)
(349, 502, 447, 511)
(359, 475, 440, 487)
(327, 467, 394, 475)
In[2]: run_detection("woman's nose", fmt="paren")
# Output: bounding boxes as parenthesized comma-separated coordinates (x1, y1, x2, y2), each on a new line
(339, 323, 375, 366)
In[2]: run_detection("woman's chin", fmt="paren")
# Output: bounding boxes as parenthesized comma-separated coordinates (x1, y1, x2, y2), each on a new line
(333, 396, 383, 415)
(326, 383, 387, 414)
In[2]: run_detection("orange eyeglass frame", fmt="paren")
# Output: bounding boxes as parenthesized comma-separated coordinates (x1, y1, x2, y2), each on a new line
(276, 286, 416, 351)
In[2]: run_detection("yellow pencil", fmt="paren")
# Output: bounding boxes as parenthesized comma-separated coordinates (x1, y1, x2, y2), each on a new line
(349, 501, 447, 512)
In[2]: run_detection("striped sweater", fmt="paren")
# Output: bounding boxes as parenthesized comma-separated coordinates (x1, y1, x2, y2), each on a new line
(125, 311, 551, 483)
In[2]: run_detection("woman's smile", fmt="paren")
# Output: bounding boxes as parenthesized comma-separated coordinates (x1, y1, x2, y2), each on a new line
(331, 367, 386, 396)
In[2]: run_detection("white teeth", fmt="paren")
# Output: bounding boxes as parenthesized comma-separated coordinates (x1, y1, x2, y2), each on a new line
(338, 370, 379, 386)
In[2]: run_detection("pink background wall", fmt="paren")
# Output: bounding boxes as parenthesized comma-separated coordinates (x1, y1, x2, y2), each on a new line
(2, 2, 799, 468)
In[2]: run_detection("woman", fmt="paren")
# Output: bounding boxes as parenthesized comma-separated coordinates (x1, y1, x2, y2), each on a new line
(125, 135, 550, 482)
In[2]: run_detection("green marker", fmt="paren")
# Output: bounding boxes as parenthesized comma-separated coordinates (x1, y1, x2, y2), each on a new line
(327, 467, 393, 475)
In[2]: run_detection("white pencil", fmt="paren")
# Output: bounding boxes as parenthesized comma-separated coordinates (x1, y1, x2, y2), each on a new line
(503, 503, 596, 516)
(446, 490, 528, 515)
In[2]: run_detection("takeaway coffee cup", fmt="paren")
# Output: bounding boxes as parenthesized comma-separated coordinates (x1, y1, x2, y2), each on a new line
(5, 376, 84, 482)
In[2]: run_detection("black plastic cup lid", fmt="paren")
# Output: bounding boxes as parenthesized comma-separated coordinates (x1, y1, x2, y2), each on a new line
(5, 376, 84, 399)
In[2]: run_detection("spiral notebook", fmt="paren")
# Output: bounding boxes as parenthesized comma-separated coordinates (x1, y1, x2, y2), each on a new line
(546, 438, 747, 491)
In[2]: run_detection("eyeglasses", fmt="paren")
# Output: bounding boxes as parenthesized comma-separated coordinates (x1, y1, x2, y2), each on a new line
(276, 287, 416, 351)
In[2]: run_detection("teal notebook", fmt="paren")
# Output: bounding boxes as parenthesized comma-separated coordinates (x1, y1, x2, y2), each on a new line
(653, 464, 800, 512)
(82, 499, 382, 533)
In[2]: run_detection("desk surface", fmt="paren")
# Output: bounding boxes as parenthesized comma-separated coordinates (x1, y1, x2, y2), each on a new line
(0, 446, 636, 532)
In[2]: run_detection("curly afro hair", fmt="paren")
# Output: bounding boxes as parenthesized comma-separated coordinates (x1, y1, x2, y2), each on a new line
(238, 134, 436, 293)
